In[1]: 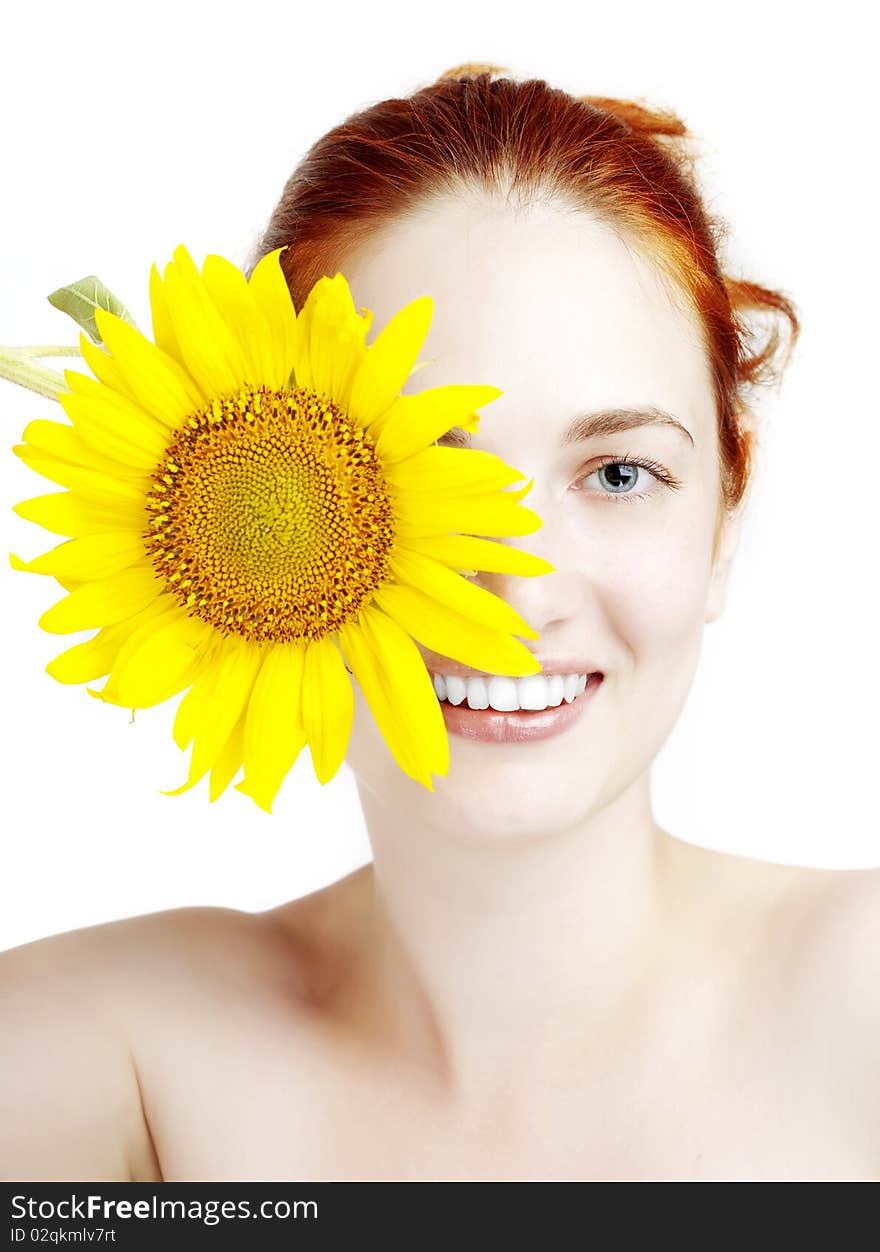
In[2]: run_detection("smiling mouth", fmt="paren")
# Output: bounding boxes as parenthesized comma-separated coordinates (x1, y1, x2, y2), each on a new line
(434, 673, 604, 744)
(429, 670, 602, 712)
(341, 663, 605, 710)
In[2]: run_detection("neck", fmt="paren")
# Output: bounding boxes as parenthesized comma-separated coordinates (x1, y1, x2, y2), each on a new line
(350, 774, 682, 1100)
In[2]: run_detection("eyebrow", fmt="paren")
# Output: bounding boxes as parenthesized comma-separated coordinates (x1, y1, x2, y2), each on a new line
(439, 406, 695, 449)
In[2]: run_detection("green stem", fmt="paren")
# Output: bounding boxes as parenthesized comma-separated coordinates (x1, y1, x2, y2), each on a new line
(0, 347, 69, 401)
(13, 345, 82, 358)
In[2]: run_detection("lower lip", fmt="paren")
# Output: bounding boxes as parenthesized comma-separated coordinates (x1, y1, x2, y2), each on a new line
(437, 673, 604, 743)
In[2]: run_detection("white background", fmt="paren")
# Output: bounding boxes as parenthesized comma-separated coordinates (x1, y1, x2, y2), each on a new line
(1, 0, 876, 953)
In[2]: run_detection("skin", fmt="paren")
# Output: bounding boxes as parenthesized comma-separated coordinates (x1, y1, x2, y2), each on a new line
(1, 190, 878, 1182)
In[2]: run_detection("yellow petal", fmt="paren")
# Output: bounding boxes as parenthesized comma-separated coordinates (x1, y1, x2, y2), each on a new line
(290, 279, 317, 392)
(10, 532, 145, 581)
(304, 275, 345, 397)
(388, 548, 539, 640)
(192, 637, 264, 765)
(44, 598, 167, 684)
(201, 253, 275, 386)
(391, 484, 544, 539)
(372, 385, 502, 462)
(299, 273, 368, 409)
(12, 445, 148, 503)
(301, 635, 355, 784)
(20, 416, 148, 479)
(209, 708, 247, 802)
(348, 295, 433, 428)
(38, 565, 163, 634)
(163, 636, 263, 798)
(90, 601, 213, 708)
(12, 491, 145, 538)
(59, 382, 168, 467)
(77, 332, 145, 409)
(170, 641, 221, 751)
(407, 532, 555, 577)
(372, 582, 543, 678)
(331, 294, 371, 409)
(238, 642, 308, 813)
(149, 261, 185, 365)
(247, 247, 298, 389)
(46, 625, 128, 685)
(63, 366, 172, 456)
(93, 306, 204, 426)
(159, 244, 248, 396)
(384, 445, 528, 494)
(337, 603, 448, 787)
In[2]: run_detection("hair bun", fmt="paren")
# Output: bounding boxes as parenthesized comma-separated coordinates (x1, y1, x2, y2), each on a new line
(437, 62, 510, 82)
(578, 95, 687, 138)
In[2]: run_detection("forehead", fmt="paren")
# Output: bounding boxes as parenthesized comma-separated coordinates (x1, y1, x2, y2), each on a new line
(338, 189, 716, 446)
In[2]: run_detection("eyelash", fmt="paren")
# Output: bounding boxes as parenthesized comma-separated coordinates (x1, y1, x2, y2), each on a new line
(575, 453, 683, 503)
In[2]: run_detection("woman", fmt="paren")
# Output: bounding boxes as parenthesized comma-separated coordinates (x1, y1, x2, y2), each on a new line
(2, 64, 877, 1183)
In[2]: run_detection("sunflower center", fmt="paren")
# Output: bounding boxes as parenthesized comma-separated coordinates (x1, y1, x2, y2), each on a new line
(143, 383, 396, 644)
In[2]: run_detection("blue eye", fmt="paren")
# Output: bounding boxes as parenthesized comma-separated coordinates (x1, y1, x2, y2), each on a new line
(575, 455, 681, 502)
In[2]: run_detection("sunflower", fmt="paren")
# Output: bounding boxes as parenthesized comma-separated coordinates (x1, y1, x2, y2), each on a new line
(8, 245, 554, 813)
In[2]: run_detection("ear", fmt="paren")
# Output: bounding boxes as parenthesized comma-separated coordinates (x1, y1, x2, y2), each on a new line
(705, 501, 744, 625)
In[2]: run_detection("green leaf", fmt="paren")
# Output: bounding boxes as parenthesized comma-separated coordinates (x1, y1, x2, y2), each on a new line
(47, 276, 137, 345)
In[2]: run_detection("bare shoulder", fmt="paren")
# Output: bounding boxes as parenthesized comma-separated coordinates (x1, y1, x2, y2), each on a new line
(1, 903, 304, 1017)
(768, 863, 880, 1152)
(0, 902, 307, 1182)
(664, 837, 880, 1064)
(780, 864, 880, 1044)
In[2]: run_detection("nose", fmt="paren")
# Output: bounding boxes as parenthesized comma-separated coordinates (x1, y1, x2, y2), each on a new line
(472, 504, 586, 642)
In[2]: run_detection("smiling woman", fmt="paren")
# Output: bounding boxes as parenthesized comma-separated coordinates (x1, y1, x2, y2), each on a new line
(3, 63, 879, 1185)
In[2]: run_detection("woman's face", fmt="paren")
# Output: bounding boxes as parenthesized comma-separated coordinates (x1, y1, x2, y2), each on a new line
(337, 190, 742, 842)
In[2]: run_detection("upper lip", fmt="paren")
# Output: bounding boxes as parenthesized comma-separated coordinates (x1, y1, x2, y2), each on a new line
(424, 657, 604, 680)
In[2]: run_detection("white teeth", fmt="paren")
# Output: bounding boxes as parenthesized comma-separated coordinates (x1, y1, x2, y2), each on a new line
(436, 672, 591, 711)
(518, 674, 550, 710)
(486, 676, 519, 711)
(465, 677, 489, 709)
(445, 675, 467, 706)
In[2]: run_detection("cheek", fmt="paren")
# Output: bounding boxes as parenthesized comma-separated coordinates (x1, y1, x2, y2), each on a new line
(586, 504, 714, 677)
(573, 505, 716, 801)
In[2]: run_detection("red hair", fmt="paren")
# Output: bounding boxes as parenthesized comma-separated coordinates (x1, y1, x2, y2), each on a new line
(250, 62, 799, 522)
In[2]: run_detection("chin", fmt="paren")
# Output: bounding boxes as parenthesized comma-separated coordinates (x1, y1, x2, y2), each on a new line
(414, 758, 610, 847)
(349, 711, 616, 838)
